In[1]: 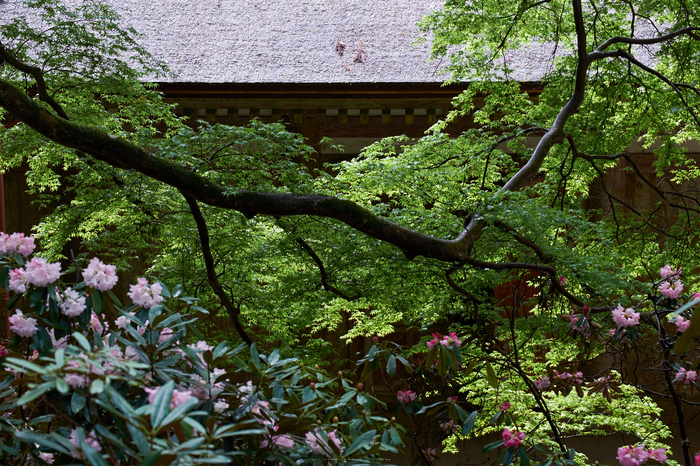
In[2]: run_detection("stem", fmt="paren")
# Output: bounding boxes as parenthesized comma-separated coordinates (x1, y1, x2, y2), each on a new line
(181, 192, 253, 346)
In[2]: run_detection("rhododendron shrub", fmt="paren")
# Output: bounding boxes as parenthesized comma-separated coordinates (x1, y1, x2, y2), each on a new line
(0, 239, 406, 465)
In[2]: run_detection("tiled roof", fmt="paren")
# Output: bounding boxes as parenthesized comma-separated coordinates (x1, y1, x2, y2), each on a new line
(1, 0, 562, 84)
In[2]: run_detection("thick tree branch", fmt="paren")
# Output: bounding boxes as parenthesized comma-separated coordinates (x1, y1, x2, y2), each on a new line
(0, 77, 487, 262)
(591, 26, 700, 55)
(181, 192, 253, 346)
(0, 42, 70, 120)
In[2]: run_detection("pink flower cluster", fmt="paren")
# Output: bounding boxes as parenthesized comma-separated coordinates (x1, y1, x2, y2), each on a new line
(427, 332, 462, 349)
(0, 232, 35, 257)
(569, 313, 589, 334)
(502, 428, 525, 449)
(0, 341, 7, 358)
(498, 401, 511, 411)
(8, 310, 38, 338)
(675, 367, 697, 385)
(397, 390, 416, 404)
(617, 445, 667, 466)
(69, 429, 102, 459)
(658, 265, 683, 299)
(534, 375, 550, 390)
(554, 371, 584, 384)
(305, 428, 343, 456)
(612, 304, 640, 327)
(8, 257, 62, 293)
(82, 257, 118, 291)
(128, 277, 164, 309)
(440, 418, 459, 433)
(144, 386, 194, 408)
(59, 287, 87, 317)
(676, 315, 691, 333)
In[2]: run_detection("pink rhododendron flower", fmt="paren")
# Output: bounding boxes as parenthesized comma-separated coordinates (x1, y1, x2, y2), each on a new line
(559, 276, 566, 286)
(675, 367, 697, 385)
(37, 452, 54, 464)
(144, 386, 194, 408)
(214, 400, 229, 413)
(440, 419, 459, 433)
(648, 448, 667, 464)
(305, 428, 342, 456)
(128, 277, 164, 309)
(89, 312, 107, 334)
(9, 310, 38, 338)
(498, 401, 511, 411)
(659, 265, 681, 280)
(569, 313, 588, 333)
(659, 280, 684, 299)
(59, 287, 86, 317)
(694, 292, 700, 301)
(612, 304, 640, 327)
(0, 232, 35, 257)
(502, 428, 525, 449)
(24, 257, 61, 287)
(617, 445, 649, 466)
(534, 375, 550, 390)
(427, 332, 441, 349)
(397, 390, 416, 404)
(8, 268, 27, 294)
(82, 257, 118, 291)
(694, 450, 700, 466)
(69, 430, 102, 459)
(676, 315, 691, 333)
(261, 434, 295, 449)
(441, 332, 462, 348)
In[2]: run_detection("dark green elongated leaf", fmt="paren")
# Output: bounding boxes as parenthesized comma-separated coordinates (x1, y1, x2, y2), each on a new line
(139, 450, 162, 466)
(4, 357, 44, 373)
(106, 289, 123, 309)
(462, 410, 477, 435)
(489, 410, 502, 425)
(504, 448, 514, 466)
(386, 354, 396, 377)
(55, 378, 69, 394)
(302, 385, 315, 403)
(519, 446, 530, 466)
(344, 430, 376, 456)
(485, 361, 499, 388)
(15, 431, 69, 454)
(250, 343, 260, 371)
(454, 403, 468, 422)
(416, 401, 443, 415)
(71, 391, 86, 413)
(73, 332, 92, 352)
(482, 439, 505, 453)
(7, 291, 22, 309)
(16, 381, 54, 406)
(158, 397, 199, 429)
(151, 380, 174, 428)
(92, 290, 104, 314)
(95, 424, 135, 457)
(390, 426, 403, 446)
(90, 378, 105, 395)
(82, 442, 109, 466)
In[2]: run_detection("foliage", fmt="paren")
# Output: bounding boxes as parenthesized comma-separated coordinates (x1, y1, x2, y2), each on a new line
(1, 0, 700, 464)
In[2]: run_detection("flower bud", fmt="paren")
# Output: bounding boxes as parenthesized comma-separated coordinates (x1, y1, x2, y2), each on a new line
(357, 382, 364, 390)
(314, 364, 320, 370)
(338, 371, 343, 378)
(317, 420, 322, 426)
(390, 417, 396, 422)
(333, 416, 339, 423)
(362, 409, 367, 415)
(310, 382, 316, 390)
